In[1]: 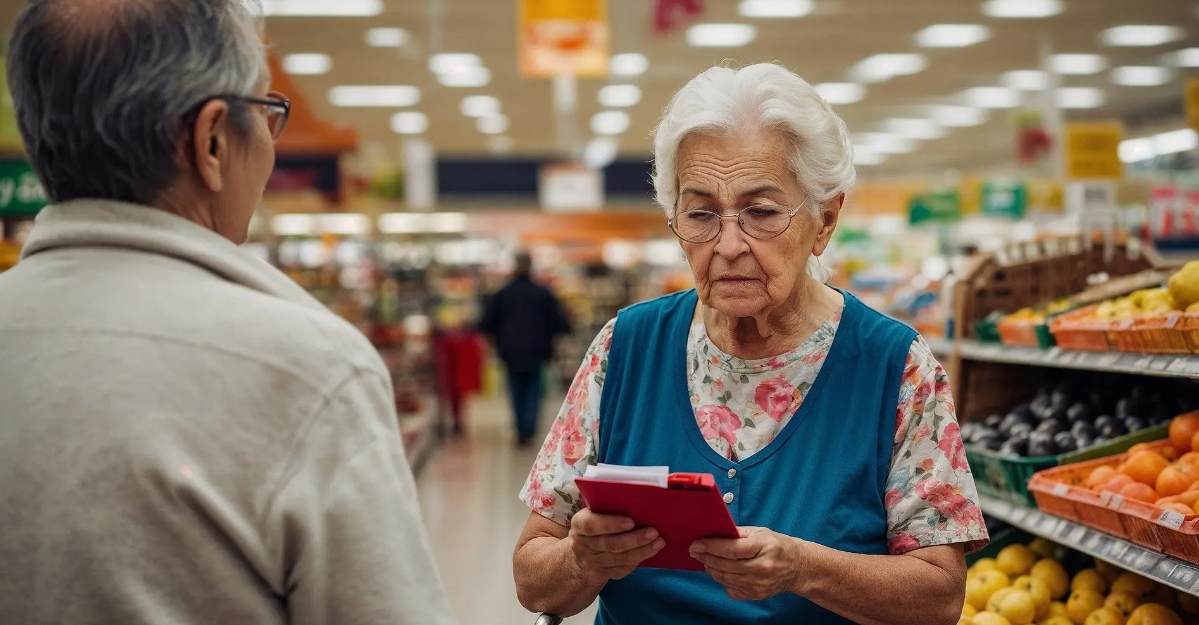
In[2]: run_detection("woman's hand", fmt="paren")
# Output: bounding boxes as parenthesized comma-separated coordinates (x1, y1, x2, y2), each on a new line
(690, 527, 803, 601)
(568, 508, 666, 584)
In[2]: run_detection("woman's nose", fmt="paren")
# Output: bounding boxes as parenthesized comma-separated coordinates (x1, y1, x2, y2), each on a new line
(712, 216, 750, 259)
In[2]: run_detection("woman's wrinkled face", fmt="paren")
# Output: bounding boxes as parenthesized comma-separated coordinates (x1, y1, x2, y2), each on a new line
(675, 130, 825, 319)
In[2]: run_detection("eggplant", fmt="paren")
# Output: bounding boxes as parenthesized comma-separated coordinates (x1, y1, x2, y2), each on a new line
(1053, 431, 1078, 454)
(1124, 416, 1147, 432)
(1066, 402, 1094, 424)
(1071, 421, 1097, 439)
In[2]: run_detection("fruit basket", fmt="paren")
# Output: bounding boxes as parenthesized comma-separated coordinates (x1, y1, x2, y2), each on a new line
(1107, 313, 1197, 355)
(1048, 306, 1113, 352)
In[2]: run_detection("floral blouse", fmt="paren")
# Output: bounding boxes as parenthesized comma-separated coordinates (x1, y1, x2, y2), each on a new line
(520, 307, 989, 555)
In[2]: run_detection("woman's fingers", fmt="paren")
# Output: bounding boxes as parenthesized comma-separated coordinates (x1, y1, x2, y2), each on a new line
(570, 508, 634, 537)
(576, 527, 659, 555)
(589, 537, 665, 567)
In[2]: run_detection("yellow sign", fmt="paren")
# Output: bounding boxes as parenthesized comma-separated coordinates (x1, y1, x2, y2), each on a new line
(519, 0, 609, 78)
(1186, 79, 1199, 133)
(1064, 121, 1124, 180)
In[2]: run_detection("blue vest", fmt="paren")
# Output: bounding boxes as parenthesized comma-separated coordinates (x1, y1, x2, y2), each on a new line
(596, 289, 915, 625)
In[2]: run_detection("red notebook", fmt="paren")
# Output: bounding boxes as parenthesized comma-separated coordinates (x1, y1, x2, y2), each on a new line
(574, 471, 740, 571)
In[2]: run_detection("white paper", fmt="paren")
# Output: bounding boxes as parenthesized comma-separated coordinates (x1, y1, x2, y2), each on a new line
(584, 463, 669, 488)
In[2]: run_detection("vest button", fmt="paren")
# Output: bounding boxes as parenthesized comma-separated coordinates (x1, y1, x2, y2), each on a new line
(727, 468, 737, 479)
(723, 492, 734, 504)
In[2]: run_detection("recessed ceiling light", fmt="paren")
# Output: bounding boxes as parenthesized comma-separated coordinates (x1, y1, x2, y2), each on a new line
(853, 149, 887, 166)
(916, 24, 991, 48)
(592, 110, 631, 135)
(1100, 25, 1185, 47)
(815, 83, 865, 104)
(438, 66, 491, 88)
(930, 105, 988, 127)
(685, 23, 757, 47)
(1118, 137, 1156, 163)
(598, 84, 642, 108)
(366, 28, 409, 48)
(1173, 48, 1199, 68)
(391, 111, 428, 135)
(611, 53, 649, 77)
(1153, 128, 1198, 155)
(1050, 53, 1106, 75)
(737, 0, 814, 18)
(1002, 69, 1047, 91)
(856, 132, 916, 154)
(460, 95, 501, 118)
(584, 137, 620, 169)
(330, 85, 420, 107)
(883, 118, 946, 140)
(283, 53, 331, 75)
(263, 0, 382, 16)
(477, 114, 510, 135)
(429, 53, 483, 75)
(1058, 87, 1105, 109)
(1112, 66, 1174, 86)
(981, 0, 1063, 18)
(962, 86, 1019, 108)
(850, 53, 926, 84)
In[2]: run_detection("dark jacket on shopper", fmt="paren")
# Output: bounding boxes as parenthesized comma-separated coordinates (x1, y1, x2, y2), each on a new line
(479, 275, 571, 373)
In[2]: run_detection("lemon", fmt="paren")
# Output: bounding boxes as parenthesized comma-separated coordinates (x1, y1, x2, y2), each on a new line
(1042, 619, 1075, 625)
(1046, 602, 1070, 620)
(1094, 559, 1123, 584)
(973, 558, 1001, 573)
(1111, 572, 1158, 599)
(1029, 539, 1058, 559)
(1104, 592, 1142, 618)
(1127, 604, 1183, 625)
(1013, 576, 1053, 620)
(974, 611, 1015, 625)
(1071, 569, 1108, 595)
(1031, 559, 1070, 600)
(989, 588, 1019, 613)
(1068, 590, 1106, 625)
(968, 571, 1012, 611)
(1083, 607, 1126, 625)
(963, 604, 978, 619)
(997, 589, 1038, 625)
(997, 545, 1039, 577)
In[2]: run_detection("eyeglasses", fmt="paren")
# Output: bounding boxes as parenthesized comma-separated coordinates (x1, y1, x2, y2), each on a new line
(669, 202, 807, 244)
(191, 92, 291, 142)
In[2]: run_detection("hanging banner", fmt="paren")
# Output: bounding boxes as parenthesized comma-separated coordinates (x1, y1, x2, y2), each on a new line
(0, 57, 23, 153)
(518, 0, 609, 78)
(1064, 121, 1124, 180)
(0, 160, 48, 216)
(1187, 79, 1199, 134)
(907, 188, 960, 225)
(980, 181, 1027, 219)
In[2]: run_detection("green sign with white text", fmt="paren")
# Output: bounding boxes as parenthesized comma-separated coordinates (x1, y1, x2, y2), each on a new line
(981, 181, 1027, 220)
(0, 160, 48, 216)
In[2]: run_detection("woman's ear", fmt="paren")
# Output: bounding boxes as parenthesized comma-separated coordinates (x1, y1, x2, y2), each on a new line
(811, 193, 844, 257)
(189, 100, 230, 194)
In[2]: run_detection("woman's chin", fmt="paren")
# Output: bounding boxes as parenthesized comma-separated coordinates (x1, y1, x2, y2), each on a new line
(706, 295, 768, 320)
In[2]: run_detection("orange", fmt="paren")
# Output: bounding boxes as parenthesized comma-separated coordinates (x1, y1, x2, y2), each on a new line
(1156, 465, 1197, 498)
(1087, 466, 1118, 490)
(1159, 490, 1199, 508)
(1103, 474, 1137, 494)
(1129, 443, 1156, 455)
(1192, 430, 1199, 454)
(1118, 482, 1158, 503)
(1172, 414, 1199, 454)
(1162, 447, 1180, 462)
(1178, 452, 1199, 467)
(1122, 451, 1171, 487)
(1126, 603, 1183, 625)
(1159, 502, 1193, 515)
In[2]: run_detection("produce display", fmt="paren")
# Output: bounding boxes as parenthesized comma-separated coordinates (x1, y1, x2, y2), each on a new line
(1004, 300, 1076, 325)
(1093, 288, 1192, 321)
(962, 537, 1196, 625)
(962, 381, 1195, 458)
(1069, 414, 1199, 510)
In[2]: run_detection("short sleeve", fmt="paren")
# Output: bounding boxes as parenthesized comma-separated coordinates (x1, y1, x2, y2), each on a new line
(518, 319, 614, 526)
(884, 336, 989, 555)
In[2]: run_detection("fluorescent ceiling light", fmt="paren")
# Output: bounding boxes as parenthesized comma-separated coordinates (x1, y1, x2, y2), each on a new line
(883, 118, 946, 140)
(263, 0, 382, 16)
(283, 53, 331, 75)
(438, 66, 491, 88)
(592, 110, 631, 135)
(1173, 48, 1199, 68)
(962, 86, 1019, 108)
(1111, 65, 1173, 86)
(1119, 137, 1156, 163)
(330, 85, 420, 107)
(429, 53, 482, 75)
(391, 112, 428, 135)
(737, 0, 814, 18)
(686, 23, 757, 47)
(611, 53, 649, 77)
(488, 135, 513, 154)
(271, 214, 316, 236)
(584, 137, 620, 169)
(1153, 128, 1198, 155)
(1002, 69, 1047, 90)
(378, 213, 468, 235)
(1101, 25, 1185, 47)
(815, 83, 865, 104)
(316, 213, 370, 236)
(930, 105, 987, 127)
(981, 0, 1063, 18)
(367, 28, 409, 48)
(850, 53, 926, 84)
(1057, 87, 1105, 109)
(856, 132, 916, 154)
(916, 24, 991, 48)
(476, 114, 510, 135)
(1050, 53, 1106, 75)
(460, 95, 501, 118)
(598, 84, 642, 108)
(853, 150, 887, 166)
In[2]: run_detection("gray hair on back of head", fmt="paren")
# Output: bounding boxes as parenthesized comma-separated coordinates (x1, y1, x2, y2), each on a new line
(7, 0, 267, 206)
(651, 63, 856, 281)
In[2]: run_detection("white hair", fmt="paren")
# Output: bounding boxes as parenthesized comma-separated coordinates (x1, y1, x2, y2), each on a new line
(651, 63, 855, 281)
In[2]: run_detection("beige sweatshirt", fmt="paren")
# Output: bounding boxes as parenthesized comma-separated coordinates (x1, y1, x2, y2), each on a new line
(0, 200, 459, 625)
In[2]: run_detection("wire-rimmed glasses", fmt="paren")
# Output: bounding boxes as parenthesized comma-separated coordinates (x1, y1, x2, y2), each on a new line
(669, 202, 807, 244)
(191, 91, 291, 143)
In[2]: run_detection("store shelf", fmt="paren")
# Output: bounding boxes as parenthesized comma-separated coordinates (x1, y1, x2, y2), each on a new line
(925, 337, 954, 357)
(956, 339, 1199, 380)
(979, 494, 1199, 596)
(400, 400, 441, 475)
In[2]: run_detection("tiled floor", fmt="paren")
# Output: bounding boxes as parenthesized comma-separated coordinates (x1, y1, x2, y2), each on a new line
(417, 393, 598, 625)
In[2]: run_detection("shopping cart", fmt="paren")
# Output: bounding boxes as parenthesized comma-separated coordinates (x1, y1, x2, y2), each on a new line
(534, 615, 563, 625)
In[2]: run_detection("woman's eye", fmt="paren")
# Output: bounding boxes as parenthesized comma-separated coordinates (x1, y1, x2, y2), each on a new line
(746, 206, 782, 218)
(684, 211, 715, 221)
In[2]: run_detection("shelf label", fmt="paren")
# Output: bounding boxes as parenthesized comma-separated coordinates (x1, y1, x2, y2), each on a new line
(1068, 526, 1087, 543)
(1100, 491, 1114, 505)
(1053, 483, 1069, 496)
(1097, 354, 1120, 368)
(1168, 359, 1190, 374)
(1150, 358, 1172, 372)
(1111, 494, 1126, 509)
(1160, 510, 1186, 530)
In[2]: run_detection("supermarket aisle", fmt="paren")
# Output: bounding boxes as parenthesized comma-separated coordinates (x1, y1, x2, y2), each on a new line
(417, 393, 598, 625)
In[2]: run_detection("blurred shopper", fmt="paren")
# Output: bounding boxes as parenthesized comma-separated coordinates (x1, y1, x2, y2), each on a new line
(480, 252, 572, 446)
(513, 64, 984, 625)
(0, 2, 456, 625)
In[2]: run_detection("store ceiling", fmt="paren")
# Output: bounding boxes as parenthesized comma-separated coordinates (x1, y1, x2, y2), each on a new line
(1, 0, 1198, 176)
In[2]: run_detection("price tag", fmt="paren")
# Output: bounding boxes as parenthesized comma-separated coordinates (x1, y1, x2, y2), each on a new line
(1168, 359, 1190, 374)
(1069, 526, 1087, 543)
(1160, 510, 1186, 530)
(1111, 494, 1126, 509)
(1100, 491, 1114, 505)
(1053, 483, 1069, 496)
(1168, 565, 1197, 590)
(1083, 532, 1103, 551)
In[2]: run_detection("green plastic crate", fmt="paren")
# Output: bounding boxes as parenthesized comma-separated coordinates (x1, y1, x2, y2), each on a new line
(974, 319, 1002, 343)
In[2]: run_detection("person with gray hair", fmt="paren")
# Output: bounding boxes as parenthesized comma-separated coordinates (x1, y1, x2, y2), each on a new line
(0, 1, 458, 624)
(513, 64, 985, 625)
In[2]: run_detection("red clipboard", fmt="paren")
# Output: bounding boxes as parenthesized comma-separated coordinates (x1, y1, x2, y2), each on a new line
(574, 472, 740, 571)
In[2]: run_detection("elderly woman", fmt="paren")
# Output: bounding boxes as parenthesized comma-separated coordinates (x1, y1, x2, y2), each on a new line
(0, 1, 454, 623)
(513, 64, 987, 625)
